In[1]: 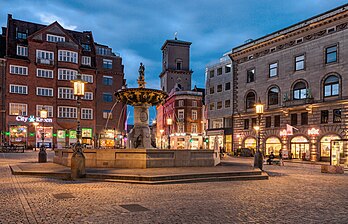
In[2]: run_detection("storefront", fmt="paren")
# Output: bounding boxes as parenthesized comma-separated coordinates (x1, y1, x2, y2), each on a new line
(9, 125, 27, 146)
(243, 137, 256, 151)
(320, 134, 341, 160)
(82, 128, 93, 147)
(35, 126, 53, 149)
(56, 130, 67, 149)
(206, 129, 231, 151)
(290, 136, 310, 160)
(99, 129, 115, 148)
(265, 137, 282, 156)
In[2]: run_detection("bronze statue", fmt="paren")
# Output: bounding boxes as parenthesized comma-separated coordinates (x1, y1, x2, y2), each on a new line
(138, 62, 145, 81)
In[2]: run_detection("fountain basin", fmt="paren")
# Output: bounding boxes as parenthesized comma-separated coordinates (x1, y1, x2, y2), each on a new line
(54, 149, 220, 169)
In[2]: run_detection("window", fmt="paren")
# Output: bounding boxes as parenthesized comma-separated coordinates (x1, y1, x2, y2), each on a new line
(36, 50, 54, 64)
(82, 74, 93, 83)
(209, 103, 214, 110)
(10, 65, 28, 75)
(333, 109, 341, 123)
(247, 69, 255, 83)
(270, 47, 276, 52)
(178, 109, 184, 120)
(37, 87, 53, 97)
(265, 116, 271, 128)
(293, 82, 307, 100)
(209, 87, 214, 94)
(325, 45, 337, 64)
(301, 112, 308, 125)
(244, 119, 249, 129)
(269, 62, 278, 77)
(16, 45, 28, 56)
(217, 84, 222, 92)
(178, 123, 184, 133)
(225, 118, 232, 128)
(251, 118, 257, 128)
(192, 101, 197, 107)
(209, 70, 214, 78)
(47, 34, 65, 42)
(274, 115, 280, 127)
(81, 108, 93, 120)
(58, 106, 77, 118)
(36, 105, 53, 117)
(103, 110, 112, 119)
(321, 110, 329, 124)
(102, 76, 113, 85)
(103, 59, 112, 69)
(212, 119, 223, 129)
(217, 67, 222, 75)
(9, 103, 27, 115)
(225, 100, 231, 108)
(295, 55, 305, 71)
(246, 92, 256, 109)
(192, 110, 197, 120)
(291, 114, 297, 126)
(225, 82, 231, 91)
(178, 100, 184, 107)
(268, 87, 279, 105)
(58, 87, 74, 99)
(176, 61, 182, 70)
(296, 38, 303, 44)
(225, 64, 231, 73)
(58, 69, 77, 80)
(37, 69, 53, 78)
(97, 46, 112, 55)
(327, 27, 336, 34)
(16, 32, 27, 39)
(217, 101, 222, 109)
(81, 44, 91, 51)
(191, 123, 197, 133)
(324, 75, 339, 97)
(82, 56, 91, 66)
(58, 50, 78, 63)
(103, 93, 113, 102)
(9, 84, 27, 94)
(82, 92, 93, 100)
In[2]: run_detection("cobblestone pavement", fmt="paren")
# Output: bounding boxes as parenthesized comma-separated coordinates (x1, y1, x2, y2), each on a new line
(0, 152, 347, 224)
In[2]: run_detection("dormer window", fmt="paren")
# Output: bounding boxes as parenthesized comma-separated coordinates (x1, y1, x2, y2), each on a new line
(47, 34, 65, 42)
(82, 44, 91, 51)
(16, 31, 27, 40)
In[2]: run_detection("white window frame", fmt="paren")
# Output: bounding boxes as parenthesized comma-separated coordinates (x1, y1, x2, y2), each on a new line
(9, 84, 28, 94)
(81, 108, 93, 120)
(82, 56, 91, 66)
(58, 87, 74, 99)
(178, 100, 184, 107)
(16, 45, 28, 56)
(37, 69, 54, 78)
(36, 105, 53, 117)
(178, 109, 184, 120)
(58, 50, 78, 64)
(10, 65, 28, 75)
(36, 50, 54, 65)
(103, 59, 112, 68)
(47, 34, 65, 42)
(192, 110, 197, 120)
(82, 92, 93, 100)
(82, 74, 93, 83)
(192, 101, 197, 107)
(178, 123, 184, 133)
(9, 103, 27, 116)
(36, 87, 53, 97)
(191, 123, 197, 133)
(58, 69, 77, 80)
(103, 110, 112, 119)
(58, 106, 77, 118)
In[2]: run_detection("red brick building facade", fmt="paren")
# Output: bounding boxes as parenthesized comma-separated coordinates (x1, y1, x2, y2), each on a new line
(0, 15, 126, 149)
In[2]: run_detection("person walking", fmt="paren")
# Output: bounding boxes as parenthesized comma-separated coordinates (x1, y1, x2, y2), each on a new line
(279, 149, 284, 166)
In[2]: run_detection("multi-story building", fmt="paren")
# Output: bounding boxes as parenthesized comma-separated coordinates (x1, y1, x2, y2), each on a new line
(229, 4, 348, 163)
(156, 38, 204, 149)
(205, 53, 233, 151)
(0, 14, 126, 149)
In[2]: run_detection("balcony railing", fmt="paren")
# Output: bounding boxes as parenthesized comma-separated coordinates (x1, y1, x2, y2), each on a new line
(283, 89, 314, 107)
(36, 58, 54, 66)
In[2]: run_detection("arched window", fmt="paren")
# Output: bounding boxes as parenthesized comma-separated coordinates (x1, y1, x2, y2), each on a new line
(324, 75, 339, 97)
(246, 92, 256, 109)
(268, 87, 279, 105)
(293, 82, 307, 100)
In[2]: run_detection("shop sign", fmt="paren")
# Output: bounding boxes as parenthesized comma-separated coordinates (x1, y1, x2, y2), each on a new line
(308, 128, 319, 136)
(57, 130, 66, 139)
(16, 115, 52, 123)
(69, 130, 77, 139)
(280, 129, 287, 136)
(82, 128, 92, 138)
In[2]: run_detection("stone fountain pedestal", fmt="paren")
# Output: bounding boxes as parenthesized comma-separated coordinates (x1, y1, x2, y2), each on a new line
(127, 105, 152, 149)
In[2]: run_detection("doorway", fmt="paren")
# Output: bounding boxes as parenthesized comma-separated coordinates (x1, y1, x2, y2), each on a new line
(291, 136, 309, 160)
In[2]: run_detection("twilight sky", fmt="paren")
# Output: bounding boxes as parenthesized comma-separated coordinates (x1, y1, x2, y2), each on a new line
(0, 0, 347, 123)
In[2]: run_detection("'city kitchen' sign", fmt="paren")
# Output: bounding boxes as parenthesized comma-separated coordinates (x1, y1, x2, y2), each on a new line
(16, 115, 53, 123)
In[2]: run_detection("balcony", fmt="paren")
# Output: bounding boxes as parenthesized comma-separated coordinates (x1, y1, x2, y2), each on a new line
(36, 58, 54, 66)
(283, 89, 314, 107)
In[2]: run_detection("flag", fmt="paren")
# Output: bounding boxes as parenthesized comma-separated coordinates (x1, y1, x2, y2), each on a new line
(286, 124, 298, 135)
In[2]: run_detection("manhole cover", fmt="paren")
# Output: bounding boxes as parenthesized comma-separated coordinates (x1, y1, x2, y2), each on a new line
(53, 193, 75, 199)
(120, 204, 149, 212)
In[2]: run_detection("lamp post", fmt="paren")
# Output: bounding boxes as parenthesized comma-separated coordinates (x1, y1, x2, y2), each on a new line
(70, 74, 87, 178)
(33, 122, 39, 151)
(254, 98, 264, 170)
(166, 118, 172, 149)
(159, 129, 164, 149)
(38, 108, 48, 163)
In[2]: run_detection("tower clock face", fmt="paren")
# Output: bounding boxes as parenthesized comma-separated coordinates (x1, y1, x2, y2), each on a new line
(140, 111, 148, 122)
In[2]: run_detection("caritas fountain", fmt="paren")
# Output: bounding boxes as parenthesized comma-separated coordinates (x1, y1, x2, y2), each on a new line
(54, 63, 219, 168)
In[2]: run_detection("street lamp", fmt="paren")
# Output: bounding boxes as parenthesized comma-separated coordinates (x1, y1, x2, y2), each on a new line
(70, 74, 87, 178)
(32, 122, 39, 151)
(254, 98, 264, 170)
(38, 108, 48, 162)
(166, 118, 173, 149)
(159, 129, 164, 149)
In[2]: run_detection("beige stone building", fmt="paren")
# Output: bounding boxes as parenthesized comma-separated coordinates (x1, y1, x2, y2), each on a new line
(229, 4, 348, 163)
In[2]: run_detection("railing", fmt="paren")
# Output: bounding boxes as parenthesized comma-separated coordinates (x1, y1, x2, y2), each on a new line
(36, 58, 54, 65)
(0, 145, 25, 153)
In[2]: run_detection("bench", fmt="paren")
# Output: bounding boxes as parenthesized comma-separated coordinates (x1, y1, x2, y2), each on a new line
(0, 145, 26, 153)
(264, 159, 281, 165)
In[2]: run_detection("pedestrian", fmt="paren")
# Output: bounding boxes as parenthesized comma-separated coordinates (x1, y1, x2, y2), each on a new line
(267, 151, 275, 165)
(279, 150, 284, 166)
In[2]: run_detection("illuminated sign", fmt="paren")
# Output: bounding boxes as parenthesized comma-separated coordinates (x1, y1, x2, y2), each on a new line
(280, 129, 287, 136)
(308, 128, 319, 136)
(16, 115, 52, 123)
